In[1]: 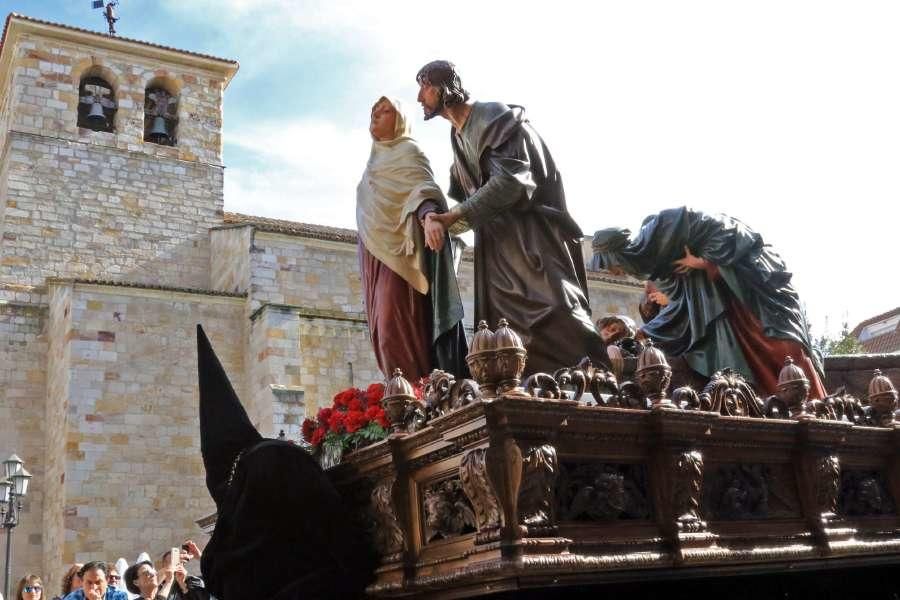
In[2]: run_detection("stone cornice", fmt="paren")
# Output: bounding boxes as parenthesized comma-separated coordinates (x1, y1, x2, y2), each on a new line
(47, 277, 246, 301)
(249, 302, 368, 325)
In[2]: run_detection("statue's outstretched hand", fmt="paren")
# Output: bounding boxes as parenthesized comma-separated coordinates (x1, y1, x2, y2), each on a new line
(672, 245, 707, 274)
(422, 212, 446, 252)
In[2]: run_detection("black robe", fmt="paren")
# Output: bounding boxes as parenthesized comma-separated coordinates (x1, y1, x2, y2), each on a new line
(196, 327, 374, 600)
(448, 101, 607, 374)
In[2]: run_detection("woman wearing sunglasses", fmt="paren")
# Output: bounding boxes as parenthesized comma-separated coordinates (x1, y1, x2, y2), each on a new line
(14, 574, 43, 600)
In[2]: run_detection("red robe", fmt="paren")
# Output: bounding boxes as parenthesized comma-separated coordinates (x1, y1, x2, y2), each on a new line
(359, 244, 431, 382)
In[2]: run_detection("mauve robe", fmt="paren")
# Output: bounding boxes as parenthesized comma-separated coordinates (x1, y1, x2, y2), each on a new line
(359, 199, 468, 383)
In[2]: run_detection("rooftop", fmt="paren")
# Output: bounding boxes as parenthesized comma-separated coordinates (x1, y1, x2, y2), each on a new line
(221, 212, 642, 288)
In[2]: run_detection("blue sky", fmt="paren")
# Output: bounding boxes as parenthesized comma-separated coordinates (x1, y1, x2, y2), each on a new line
(4, 0, 900, 339)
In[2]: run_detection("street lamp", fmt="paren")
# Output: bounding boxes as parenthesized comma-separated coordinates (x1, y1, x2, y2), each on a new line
(2, 454, 30, 600)
(2, 454, 22, 479)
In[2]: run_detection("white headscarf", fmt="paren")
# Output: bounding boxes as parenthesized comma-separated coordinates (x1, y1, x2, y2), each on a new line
(356, 97, 447, 294)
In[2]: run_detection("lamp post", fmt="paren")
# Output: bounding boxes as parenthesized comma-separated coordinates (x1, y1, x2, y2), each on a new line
(2, 454, 31, 600)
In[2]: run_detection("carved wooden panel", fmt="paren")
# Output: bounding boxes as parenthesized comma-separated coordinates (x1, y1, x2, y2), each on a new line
(557, 462, 652, 521)
(421, 477, 477, 544)
(839, 469, 897, 517)
(702, 463, 800, 520)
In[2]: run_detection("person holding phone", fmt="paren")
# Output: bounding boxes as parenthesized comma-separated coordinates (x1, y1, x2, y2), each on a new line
(153, 544, 207, 600)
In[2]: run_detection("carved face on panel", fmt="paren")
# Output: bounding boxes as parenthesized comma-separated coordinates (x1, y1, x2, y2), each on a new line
(858, 478, 883, 513)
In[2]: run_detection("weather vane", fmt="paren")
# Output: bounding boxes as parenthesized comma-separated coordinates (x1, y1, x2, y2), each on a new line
(92, 1, 119, 36)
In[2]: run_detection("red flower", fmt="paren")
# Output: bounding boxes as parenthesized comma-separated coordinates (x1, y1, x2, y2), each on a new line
(345, 410, 366, 433)
(348, 397, 364, 412)
(333, 389, 356, 408)
(317, 406, 333, 424)
(365, 383, 385, 406)
(301, 418, 316, 442)
(327, 411, 346, 433)
(310, 426, 326, 446)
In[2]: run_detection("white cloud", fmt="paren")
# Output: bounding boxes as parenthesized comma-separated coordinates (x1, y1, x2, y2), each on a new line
(200, 0, 900, 335)
(224, 118, 370, 225)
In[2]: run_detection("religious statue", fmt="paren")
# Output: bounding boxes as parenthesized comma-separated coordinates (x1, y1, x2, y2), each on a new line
(415, 60, 607, 375)
(357, 96, 468, 382)
(596, 314, 641, 377)
(592, 206, 825, 399)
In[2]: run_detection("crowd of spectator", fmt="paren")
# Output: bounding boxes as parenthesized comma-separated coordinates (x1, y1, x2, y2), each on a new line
(8, 540, 207, 600)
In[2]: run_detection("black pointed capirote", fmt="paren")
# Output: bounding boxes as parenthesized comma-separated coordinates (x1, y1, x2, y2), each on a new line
(197, 324, 262, 507)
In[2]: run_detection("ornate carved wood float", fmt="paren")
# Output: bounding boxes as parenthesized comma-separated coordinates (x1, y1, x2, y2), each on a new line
(328, 322, 900, 598)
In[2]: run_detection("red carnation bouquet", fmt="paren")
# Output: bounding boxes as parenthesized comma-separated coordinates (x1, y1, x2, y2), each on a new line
(302, 383, 391, 455)
(302, 379, 426, 466)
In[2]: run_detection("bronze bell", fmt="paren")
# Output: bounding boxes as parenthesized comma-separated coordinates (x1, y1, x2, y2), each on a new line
(466, 320, 497, 396)
(636, 340, 673, 408)
(382, 368, 416, 435)
(868, 369, 898, 426)
(148, 116, 169, 144)
(776, 356, 812, 420)
(87, 100, 106, 125)
(494, 318, 527, 395)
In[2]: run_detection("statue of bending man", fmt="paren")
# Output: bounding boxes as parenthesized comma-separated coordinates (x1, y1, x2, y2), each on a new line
(593, 206, 826, 399)
(357, 96, 468, 381)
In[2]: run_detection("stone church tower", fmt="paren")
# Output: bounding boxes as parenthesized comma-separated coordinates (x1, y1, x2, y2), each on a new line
(0, 13, 243, 585)
(0, 13, 643, 588)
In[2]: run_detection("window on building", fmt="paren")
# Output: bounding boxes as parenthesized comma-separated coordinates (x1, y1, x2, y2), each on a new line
(860, 316, 900, 342)
(77, 76, 116, 132)
(144, 86, 178, 146)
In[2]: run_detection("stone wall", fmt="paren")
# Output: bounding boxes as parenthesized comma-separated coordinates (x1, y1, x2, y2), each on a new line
(248, 232, 365, 315)
(41, 281, 244, 587)
(0, 131, 225, 290)
(209, 225, 252, 294)
(7, 32, 227, 165)
(44, 283, 72, 587)
(0, 292, 47, 580)
(824, 353, 900, 399)
(297, 317, 381, 417)
(586, 275, 644, 326)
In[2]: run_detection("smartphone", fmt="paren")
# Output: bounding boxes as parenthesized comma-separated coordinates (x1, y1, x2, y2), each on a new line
(170, 547, 180, 567)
